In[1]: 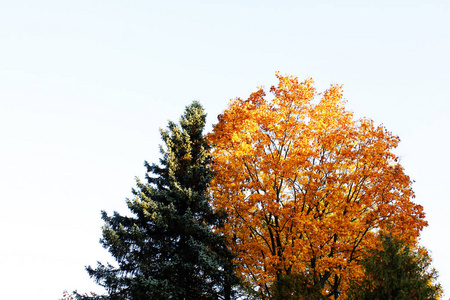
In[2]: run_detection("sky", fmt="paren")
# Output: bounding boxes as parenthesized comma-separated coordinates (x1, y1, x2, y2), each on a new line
(0, 0, 449, 299)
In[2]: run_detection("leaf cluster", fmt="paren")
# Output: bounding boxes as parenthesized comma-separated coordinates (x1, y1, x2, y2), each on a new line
(208, 73, 427, 298)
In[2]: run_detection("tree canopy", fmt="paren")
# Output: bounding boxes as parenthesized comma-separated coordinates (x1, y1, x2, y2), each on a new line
(73, 74, 437, 300)
(78, 102, 237, 300)
(207, 73, 427, 298)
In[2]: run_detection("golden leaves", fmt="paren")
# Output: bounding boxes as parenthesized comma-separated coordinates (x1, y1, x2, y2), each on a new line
(207, 74, 426, 298)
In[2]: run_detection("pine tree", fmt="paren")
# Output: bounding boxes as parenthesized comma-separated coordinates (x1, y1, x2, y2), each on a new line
(77, 102, 237, 300)
(346, 234, 442, 300)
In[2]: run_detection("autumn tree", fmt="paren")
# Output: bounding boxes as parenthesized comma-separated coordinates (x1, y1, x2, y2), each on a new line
(345, 233, 442, 300)
(78, 102, 237, 300)
(207, 74, 427, 299)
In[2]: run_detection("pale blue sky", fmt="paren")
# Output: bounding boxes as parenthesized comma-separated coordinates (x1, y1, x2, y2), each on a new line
(1, 1, 449, 299)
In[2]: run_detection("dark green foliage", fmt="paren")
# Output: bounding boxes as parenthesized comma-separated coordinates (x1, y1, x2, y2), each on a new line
(271, 273, 323, 300)
(78, 102, 237, 300)
(346, 234, 442, 300)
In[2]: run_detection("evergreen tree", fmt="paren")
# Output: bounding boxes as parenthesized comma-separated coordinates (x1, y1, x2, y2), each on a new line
(346, 234, 442, 300)
(77, 102, 237, 300)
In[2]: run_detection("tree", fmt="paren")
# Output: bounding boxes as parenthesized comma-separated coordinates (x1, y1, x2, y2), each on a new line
(78, 102, 237, 300)
(207, 73, 427, 298)
(345, 233, 442, 300)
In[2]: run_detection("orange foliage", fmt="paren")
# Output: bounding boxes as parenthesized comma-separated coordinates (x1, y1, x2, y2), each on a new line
(207, 73, 427, 298)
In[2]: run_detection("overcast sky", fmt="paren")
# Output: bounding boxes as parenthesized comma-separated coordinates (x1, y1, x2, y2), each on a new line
(1, 0, 449, 299)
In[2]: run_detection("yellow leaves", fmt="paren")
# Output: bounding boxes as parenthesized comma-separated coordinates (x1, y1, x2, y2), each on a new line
(208, 73, 426, 298)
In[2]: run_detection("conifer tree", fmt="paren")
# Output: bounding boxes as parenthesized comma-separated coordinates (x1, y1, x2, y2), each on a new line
(77, 102, 237, 300)
(346, 234, 442, 300)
